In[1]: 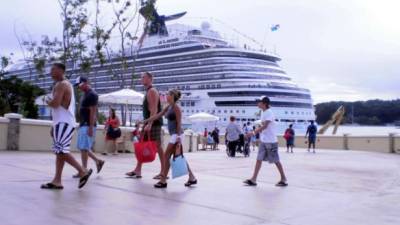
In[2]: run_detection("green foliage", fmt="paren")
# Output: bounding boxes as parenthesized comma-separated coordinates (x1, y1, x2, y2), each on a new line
(0, 54, 13, 78)
(97, 112, 107, 125)
(0, 76, 45, 118)
(315, 99, 400, 125)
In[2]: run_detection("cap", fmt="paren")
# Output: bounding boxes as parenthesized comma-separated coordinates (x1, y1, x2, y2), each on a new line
(74, 76, 88, 87)
(255, 95, 270, 104)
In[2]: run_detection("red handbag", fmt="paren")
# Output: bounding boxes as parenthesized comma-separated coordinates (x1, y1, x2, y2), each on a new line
(134, 131, 158, 163)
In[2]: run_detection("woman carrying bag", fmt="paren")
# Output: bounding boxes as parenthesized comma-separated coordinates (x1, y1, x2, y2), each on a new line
(140, 89, 197, 188)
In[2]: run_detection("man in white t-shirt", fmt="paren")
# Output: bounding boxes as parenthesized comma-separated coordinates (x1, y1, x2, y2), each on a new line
(244, 96, 288, 187)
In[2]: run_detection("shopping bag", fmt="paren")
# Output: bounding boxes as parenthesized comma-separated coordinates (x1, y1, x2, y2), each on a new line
(134, 131, 158, 163)
(170, 143, 188, 179)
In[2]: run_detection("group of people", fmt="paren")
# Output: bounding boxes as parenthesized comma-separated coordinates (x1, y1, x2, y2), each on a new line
(41, 63, 289, 190)
(41, 65, 197, 189)
(202, 127, 220, 150)
(225, 121, 260, 157)
(284, 121, 318, 153)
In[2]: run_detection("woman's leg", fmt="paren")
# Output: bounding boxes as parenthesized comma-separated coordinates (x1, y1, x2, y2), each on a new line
(113, 140, 117, 154)
(159, 143, 176, 184)
(187, 163, 196, 181)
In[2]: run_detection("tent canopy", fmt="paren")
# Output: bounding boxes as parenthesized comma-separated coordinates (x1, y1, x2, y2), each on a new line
(188, 112, 219, 122)
(99, 89, 144, 105)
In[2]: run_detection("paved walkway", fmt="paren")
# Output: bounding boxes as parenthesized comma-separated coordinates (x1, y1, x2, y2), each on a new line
(1, 148, 399, 225)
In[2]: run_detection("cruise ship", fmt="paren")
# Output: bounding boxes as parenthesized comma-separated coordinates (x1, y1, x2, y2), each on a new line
(5, 4, 315, 133)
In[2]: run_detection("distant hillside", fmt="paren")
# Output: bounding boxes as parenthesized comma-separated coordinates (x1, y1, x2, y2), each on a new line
(314, 99, 400, 125)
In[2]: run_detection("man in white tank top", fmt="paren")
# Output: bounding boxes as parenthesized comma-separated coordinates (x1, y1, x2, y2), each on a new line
(40, 63, 93, 190)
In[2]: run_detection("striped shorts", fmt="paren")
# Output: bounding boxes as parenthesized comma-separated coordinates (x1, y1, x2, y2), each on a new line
(52, 122, 75, 154)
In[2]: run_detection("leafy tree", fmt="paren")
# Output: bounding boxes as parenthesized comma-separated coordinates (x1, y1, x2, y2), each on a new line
(315, 99, 400, 125)
(0, 54, 13, 78)
(0, 76, 44, 118)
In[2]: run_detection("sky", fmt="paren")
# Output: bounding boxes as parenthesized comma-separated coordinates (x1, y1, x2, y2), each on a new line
(0, 0, 399, 103)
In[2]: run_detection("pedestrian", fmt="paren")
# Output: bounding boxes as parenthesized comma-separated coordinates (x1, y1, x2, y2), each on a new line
(125, 72, 165, 179)
(305, 120, 318, 153)
(74, 76, 105, 178)
(211, 127, 219, 150)
(104, 108, 121, 155)
(40, 63, 92, 190)
(225, 116, 241, 157)
(250, 125, 257, 151)
(202, 128, 208, 149)
(141, 89, 197, 188)
(284, 124, 295, 153)
(244, 96, 288, 187)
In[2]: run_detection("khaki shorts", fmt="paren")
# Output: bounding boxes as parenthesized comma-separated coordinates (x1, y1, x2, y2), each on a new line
(257, 142, 280, 163)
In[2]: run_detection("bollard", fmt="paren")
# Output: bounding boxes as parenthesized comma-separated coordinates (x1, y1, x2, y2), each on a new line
(389, 133, 396, 154)
(196, 135, 199, 151)
(343, 133, 349, 150)
(189, 133, 193, 152)
(5, 113, 23, 151)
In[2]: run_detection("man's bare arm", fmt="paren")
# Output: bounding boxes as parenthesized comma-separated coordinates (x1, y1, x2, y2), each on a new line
(47, 82, 66, 108)
(89, 106, 96, 128)
(146, 89, 159, 125)
(247, 121, 270, 138)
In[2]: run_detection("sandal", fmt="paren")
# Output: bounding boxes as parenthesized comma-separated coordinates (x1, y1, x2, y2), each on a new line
(125, 171, 142, 179)
(275, 180, 288, 187)
(78, 169, 93, 189)
(154, 182, 167, 188)
(153, 174, 169, 180)
(184, 179, 198, 187)
(41, 183, 64, 190)
(96, 160, 105, 174)
(243, 179, 257, 186)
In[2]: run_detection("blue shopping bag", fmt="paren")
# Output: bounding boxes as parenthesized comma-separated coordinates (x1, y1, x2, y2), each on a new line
(170, 144, 189, 179)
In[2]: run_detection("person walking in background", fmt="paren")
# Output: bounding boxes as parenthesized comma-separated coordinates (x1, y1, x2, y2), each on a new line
(104, 108, 121, 155)
(41, 63, 92, 190)
(225, 116, 242, 157)
(284, 124, 295, 153)
(202, 128, 208, 149)
(305, 120, 318, 153)
(131, 123, 141, 143)
(125, 72, 165, 179)
(244, 96, 288, 187)
(74, 76, 105, 177)
(140, 89, 197, 188)
(211, 127, 219, 150)
(251, 125, 257, 151)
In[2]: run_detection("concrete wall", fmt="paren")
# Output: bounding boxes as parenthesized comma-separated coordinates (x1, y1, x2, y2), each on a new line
(1, 116, 197, 153)
(0, 118, 9, 150)
(347, 136, 390, 153)
(0, 116, 398, 154)
(394, 135, 400, 153)
(278, 136, 344, 150)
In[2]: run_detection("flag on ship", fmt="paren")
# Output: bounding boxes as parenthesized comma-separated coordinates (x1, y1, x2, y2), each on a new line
(271, 24, 280, 32)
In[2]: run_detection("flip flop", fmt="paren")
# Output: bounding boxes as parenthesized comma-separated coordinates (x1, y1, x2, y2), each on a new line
(275, 181, 288, 187)
(125, 171, 142, 179)
(153, 174, 169, 180)
(96, 160, 105, 173)
(41, 183, 64, 190)
(78, 169, 93, 189)
(243, 179, 257, 186)
(184, 179, 198, 187)
(72, 173, 80, 179)
(154, 182, 167, 188)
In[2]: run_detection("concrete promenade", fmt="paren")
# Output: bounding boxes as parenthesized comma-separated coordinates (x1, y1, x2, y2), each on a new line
(1, 147, 399, 225)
